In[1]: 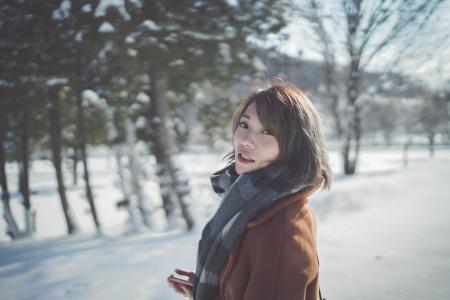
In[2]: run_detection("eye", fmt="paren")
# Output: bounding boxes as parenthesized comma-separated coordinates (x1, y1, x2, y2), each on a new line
(261, 128, 274, 135)
(238, 120, 248, 128)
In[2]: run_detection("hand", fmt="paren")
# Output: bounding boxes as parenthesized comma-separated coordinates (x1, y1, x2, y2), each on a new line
(167, 268, 196, 299)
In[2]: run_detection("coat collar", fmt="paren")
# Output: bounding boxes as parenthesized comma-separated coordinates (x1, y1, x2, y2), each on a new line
(246, 184, 320, 228)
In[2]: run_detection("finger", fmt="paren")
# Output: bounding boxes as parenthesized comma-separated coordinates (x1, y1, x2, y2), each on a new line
(175, 269, 196, 281)
(169, 282, 185, 294)
(180, 285, 193, 298)
(175, 268, 192, 275)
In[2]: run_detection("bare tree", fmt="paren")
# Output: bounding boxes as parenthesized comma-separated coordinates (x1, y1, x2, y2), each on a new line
(47, 83, 79, 235)
(418, 92, 448, 157)
(295, 0, 444, 174)
(362, 98, 400, 146)
(18, 98, 34, 236)
(76, 89, 102, 234)
(0, 99, 21, 238)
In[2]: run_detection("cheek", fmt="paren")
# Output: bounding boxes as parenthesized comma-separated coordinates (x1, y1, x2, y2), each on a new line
(232, 132, 239, 148)
(270, 143, 281, 160)
(261, 139, 280, 160)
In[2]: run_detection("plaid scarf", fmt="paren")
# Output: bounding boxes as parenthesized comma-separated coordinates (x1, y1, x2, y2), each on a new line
(194, 162, 310, 300)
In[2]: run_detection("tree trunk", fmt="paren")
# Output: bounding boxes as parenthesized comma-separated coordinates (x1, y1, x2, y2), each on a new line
(323, 62, 343, 138)
(428, 133, 435, 158)
(0, 117, 21, 239)
(148, 72, 177, 228)
(170, 162, 194, 230)
(19, 103, 33, 236)
(383, 129, 393, 147)
(342, 47, 362, 175)
(115, 145, 142, 233)
(72, 145, 79, 186)
(48, 87, 78, 235)
(126, 117, 152, 229)
(148, 71, 194, 230)
(76, 89, 101, 232)
(403, 135, 413, 167)
(342, 106, 362, 175)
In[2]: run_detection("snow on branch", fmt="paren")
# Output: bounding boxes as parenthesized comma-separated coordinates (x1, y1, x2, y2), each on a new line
(95, 0, 130, 20)
(46, 78, 68, 87)
(82, 90, 107, 109)
(99, 21, 115, 33)
(52, 0, 71, 21)
(141, 20, 162, 31)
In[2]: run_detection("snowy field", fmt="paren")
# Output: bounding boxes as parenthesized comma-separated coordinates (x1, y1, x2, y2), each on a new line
(1, 146, 450, 299)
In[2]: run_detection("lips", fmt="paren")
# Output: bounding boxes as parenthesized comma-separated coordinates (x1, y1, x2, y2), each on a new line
(237, 153, 255, 164)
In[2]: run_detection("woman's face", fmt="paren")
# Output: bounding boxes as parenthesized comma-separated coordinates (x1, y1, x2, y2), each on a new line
(233, 101, 280, 175)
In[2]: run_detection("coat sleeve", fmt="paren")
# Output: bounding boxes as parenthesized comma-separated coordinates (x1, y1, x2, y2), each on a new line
(243, 209, 319, 300)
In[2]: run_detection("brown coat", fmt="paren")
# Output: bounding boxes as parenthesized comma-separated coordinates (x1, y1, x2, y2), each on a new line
(215, 186, 320, 300)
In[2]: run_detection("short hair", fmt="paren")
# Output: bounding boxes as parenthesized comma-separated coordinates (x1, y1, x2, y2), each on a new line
(225, 83, 332, 189)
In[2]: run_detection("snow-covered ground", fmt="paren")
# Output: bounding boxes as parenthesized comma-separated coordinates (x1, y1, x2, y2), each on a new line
(1, 146, 450, 299)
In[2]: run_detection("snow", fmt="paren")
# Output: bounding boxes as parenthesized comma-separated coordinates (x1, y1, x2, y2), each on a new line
(315, 155, 450, 299)
(141, 20, 161, 31)
(135, 116, 147, 129)
(382, 80, 394, 90)
(52, 0, 71, 21)
(82, 89, 99, 104)
(46, 77, 68, 87)
(181, 30, 230, 41)
(237, 52, 250, 64)
(99, 21, 115, 33)
(224, 26, 236, 39)
(219, 43, 232, 64)
(81, 4, 93, 13)
(1, 147, 450, 299)
(95, 0, 130, 20)
(164, 33, 178, 43)
(187, 47, 204, 56)
(136, 92, 150, 104)
(125, 35, 136, 44)
(252, 57, 266, 71)
(98, 41, 113, 59)
(129, 103, 140, 112)
(75, 31, 84, 42)
(158, 44, 169, 52)
(127, 48, 137, 57)
(168, 59, 184, 67)
(82, 90, 107, 109)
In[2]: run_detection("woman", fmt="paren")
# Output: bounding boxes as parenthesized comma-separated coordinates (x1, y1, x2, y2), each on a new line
(168, 83, 331, 300)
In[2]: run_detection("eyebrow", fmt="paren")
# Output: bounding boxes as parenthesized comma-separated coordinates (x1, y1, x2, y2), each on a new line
(240, 114, 250, 119)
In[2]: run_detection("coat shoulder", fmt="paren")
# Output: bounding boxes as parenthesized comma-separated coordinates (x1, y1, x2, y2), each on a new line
(245, 194, 318, 259)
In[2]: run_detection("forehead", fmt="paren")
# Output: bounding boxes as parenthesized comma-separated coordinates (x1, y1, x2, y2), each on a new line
(242, 101, 257, 117)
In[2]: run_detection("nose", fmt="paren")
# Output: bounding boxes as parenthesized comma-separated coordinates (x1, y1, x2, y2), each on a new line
(240, 130, 255, 149)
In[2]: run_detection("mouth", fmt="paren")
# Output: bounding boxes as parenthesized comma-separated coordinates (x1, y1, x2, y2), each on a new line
(237, 153, 255, 164)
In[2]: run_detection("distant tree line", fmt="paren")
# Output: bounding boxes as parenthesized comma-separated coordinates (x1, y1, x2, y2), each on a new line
(259, 50, 450, 153)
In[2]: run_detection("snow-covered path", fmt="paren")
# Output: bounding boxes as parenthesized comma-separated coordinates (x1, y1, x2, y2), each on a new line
(0, 229, 200, 300)
(1, 148, 449, 299)
(315, 158, 450, 299)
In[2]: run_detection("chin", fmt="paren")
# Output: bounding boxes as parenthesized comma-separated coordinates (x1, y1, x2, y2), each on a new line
(235, 164, 255, 175)
(234, 164, 245, 175)
(234, 165, 243, 175)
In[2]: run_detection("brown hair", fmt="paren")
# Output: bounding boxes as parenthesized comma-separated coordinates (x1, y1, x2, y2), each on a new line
(225, 83, 332, 189)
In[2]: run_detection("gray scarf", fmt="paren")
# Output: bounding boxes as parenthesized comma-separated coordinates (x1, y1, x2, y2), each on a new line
(194, 162, 310, 300)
